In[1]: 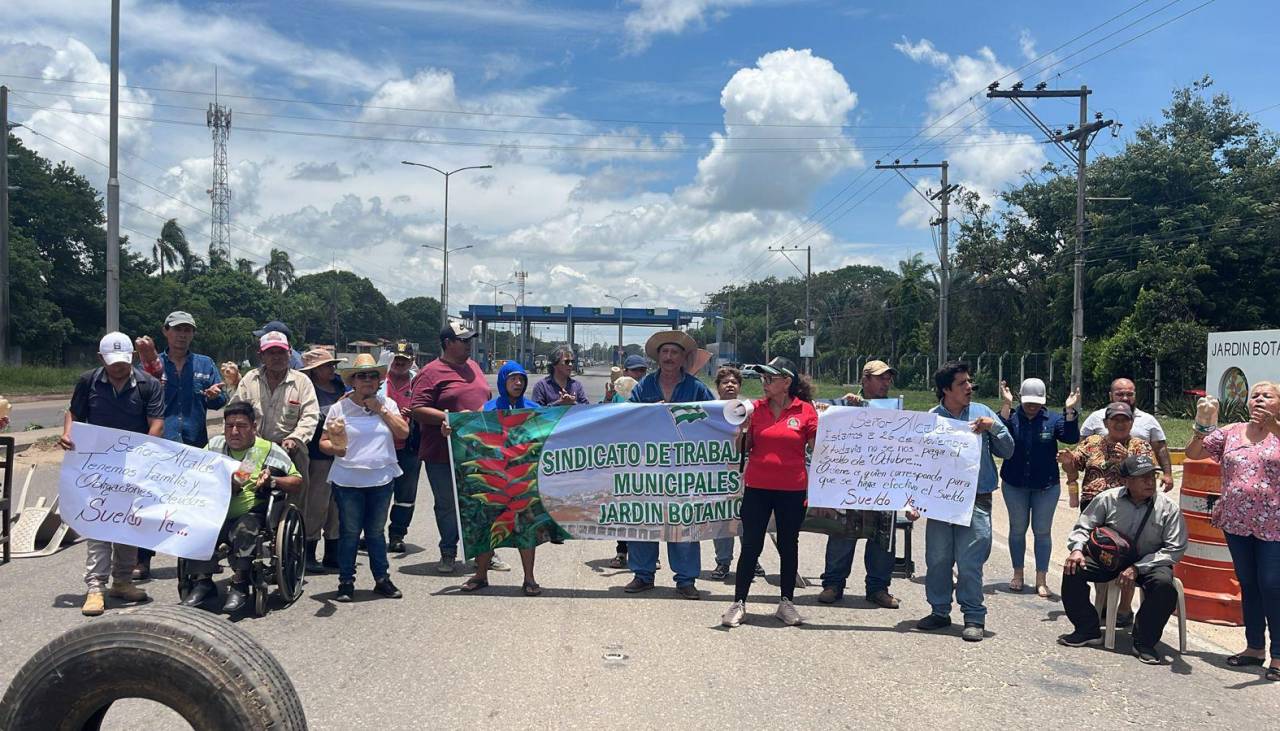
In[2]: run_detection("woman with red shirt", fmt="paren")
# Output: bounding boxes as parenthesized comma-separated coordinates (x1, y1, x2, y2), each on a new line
(722, 357, 818, 628)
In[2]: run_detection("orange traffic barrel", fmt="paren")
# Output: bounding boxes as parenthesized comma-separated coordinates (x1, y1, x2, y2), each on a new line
(1174, 458, 1244, 625)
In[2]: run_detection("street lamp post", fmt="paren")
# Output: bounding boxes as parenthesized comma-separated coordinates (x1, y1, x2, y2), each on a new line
(478, 279, 513, 366)
(499, 290, 534, 361)
(604, 293, 639, 366)
(402, 161, 491, 328)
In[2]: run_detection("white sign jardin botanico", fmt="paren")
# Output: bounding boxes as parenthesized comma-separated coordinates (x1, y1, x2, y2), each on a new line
(1205, 329, 1280, 402)
(59, 423, 236, 559)
(807, 407, 982, 526)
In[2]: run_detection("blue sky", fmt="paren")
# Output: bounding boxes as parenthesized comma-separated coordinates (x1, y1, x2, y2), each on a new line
(2, 0, 1275, 345)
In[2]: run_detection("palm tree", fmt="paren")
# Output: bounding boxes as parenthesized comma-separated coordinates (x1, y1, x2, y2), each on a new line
(235, 258, 256, 276)
(152, 227, 179, 277)
(156, 219, 204, 280)
(256, 249, 296, 294)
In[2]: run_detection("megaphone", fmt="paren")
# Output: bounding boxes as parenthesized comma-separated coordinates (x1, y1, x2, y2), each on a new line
(723, 398, 754, 425)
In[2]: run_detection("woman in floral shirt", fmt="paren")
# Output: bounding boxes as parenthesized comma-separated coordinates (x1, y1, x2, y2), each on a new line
(1058, 402, 1153, 511)
(1187, 381, 1280, 681)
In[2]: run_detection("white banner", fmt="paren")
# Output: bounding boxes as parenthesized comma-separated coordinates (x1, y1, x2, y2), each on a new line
(808, 407, 982, 526)
(58, 423, 236, 559)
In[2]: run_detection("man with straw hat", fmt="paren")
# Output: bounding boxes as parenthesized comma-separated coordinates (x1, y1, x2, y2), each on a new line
(624, 330, 715, 599)
(301, 347, 347, 574)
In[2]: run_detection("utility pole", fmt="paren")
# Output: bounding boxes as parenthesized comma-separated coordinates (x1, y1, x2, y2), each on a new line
(764, 296, 770, 362)
(988, 82, 1113, 392)
(605, 293, 639, 365)
(874, 159, 957, 364)
(478, 279, 513, 365)
(1, 85, 12, 365)
(767, 245, 812, 374)
(106, 0, 120, 333)
(402, 161, 491, 328)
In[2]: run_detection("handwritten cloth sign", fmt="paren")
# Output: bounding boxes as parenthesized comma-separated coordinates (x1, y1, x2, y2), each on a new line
(58, 423, 236, 559)
(807, 407, 982, 526)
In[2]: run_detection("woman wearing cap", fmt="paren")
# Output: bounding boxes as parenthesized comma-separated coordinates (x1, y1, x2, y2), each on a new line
(384, 341, 422, 556)
(722, 357, 817, 628)
(319, 354, 409, 602)
(709, 365, 763, 581)
(532, 345, 589, 406)
(1186, 382, 1280, 680)
(303, 348, 348, 573)
(1057, 401, 1153, 627)
(452, 360, 549, 595)
(997, 378, 1080, 597)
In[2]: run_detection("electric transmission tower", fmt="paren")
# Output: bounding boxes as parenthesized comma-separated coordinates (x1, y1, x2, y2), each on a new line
(206, 89, 232, 263)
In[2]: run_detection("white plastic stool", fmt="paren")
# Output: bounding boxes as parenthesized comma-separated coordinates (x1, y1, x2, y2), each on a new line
(1093, 576, 1187, 653)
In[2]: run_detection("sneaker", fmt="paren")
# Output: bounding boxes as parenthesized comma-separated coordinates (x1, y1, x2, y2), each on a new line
(624, 577, 655, 593)
(1057, 630, 1103, 647)
(1115, 611, 1134, 629)
(710, 563, 731, 580)
(721, 600, 746, 627)
(817, 587, 842, 604)
(489, 554, 512, 572)
(82, 591, 106, 617)
(335, 582, 354, 602)
(775, 598, 804, 626)
(867, 590, 901, 609)
(388, 538, 406, 554)
(438, 555, 457, 574)
(1133, 645, 1163, 665)
(916, 613, 952, 631)
(373, 577, 403, 599)
(108, 581, 148, 603)
(676, 584, 701, 600)
(961, 622, 985, 642)
(754, 563, 766, 577)
(609, 553, 627, 569)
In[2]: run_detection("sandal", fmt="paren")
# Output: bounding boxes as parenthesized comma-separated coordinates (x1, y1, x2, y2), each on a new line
(1008, 577, 1024, 593)
(460, 577, 489, 593)
(1226, 653, 1265, 667)
(522, 581, 542, 597)
(1036, 583, 1051, 598)
(1266, 666, 1280, 682)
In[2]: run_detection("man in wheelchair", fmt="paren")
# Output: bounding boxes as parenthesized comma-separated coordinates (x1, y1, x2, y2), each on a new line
(181, 402, 302, 612)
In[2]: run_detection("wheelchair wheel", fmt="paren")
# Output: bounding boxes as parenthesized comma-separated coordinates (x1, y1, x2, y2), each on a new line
(274, 503, 307, 604)
(252, 582, 269, 618)
(176, 558, 192, 601)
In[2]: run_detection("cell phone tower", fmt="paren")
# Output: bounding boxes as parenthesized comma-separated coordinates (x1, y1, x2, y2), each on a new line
(206, 72, 232, 263)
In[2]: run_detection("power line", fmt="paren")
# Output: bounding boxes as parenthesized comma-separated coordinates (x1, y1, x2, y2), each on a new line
(1051, 0, 1218, 80)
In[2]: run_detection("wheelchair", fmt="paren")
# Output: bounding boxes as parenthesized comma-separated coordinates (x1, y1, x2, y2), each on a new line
(175, 483, 307, 617)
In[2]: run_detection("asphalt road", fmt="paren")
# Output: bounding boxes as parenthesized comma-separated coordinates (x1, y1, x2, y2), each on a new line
(2, 368, 1276, 728)
(6, 397, 72, 432)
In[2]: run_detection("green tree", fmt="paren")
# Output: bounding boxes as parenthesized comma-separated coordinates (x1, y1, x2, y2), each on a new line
(256, 249, 296, 294)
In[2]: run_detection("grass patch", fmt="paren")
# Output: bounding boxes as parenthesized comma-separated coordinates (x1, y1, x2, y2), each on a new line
(0, 366, 83, 396)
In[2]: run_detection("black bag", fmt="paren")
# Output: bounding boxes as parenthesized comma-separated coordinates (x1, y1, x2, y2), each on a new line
(1084, 501, 1154, 572)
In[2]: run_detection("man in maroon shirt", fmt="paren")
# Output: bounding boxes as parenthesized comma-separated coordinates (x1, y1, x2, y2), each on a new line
(410, 323, 492, 573)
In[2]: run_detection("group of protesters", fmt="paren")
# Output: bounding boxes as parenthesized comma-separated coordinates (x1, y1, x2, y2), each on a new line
(55, 310, 1279, 680)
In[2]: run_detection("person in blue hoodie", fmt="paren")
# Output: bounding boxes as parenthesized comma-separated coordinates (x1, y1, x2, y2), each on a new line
(455, 360, 545, 595)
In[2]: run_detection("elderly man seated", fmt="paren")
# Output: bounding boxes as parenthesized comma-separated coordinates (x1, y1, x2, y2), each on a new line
(1057, 454, 1187, 664)
(181, 401, 302, 613)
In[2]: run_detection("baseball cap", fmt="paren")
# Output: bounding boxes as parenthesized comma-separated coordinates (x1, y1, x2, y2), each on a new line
(392, 340, 415, 359)
(98, 332, 134, 365)
(862, 360, 896, 377)
(1019, 377, 1047, 405)
(259, 331, 291, 352)
(623, 355, 648, 370)
(1105, 401, 1134, 420)
(440, 322, 477, 341)
(164, 310, 196, 328)
(750, 356, 797, 379)
(1121, 454, 1157, 477)
(252, 320, 293, 339)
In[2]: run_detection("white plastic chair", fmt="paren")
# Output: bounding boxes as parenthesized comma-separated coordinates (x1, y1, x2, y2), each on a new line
(1093, 575, 1187, 653)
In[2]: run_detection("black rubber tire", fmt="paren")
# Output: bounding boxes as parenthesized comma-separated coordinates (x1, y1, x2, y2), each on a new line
(275, 504, 306, 603)
(0, 604, 307, 730)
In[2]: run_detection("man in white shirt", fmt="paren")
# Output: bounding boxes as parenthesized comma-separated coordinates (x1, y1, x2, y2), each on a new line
(1080, 377, 1174, 492)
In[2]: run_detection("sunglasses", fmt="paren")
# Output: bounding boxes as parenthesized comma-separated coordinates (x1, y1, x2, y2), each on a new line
(558, 359, 575, 366)
(352, 372, 381, 381)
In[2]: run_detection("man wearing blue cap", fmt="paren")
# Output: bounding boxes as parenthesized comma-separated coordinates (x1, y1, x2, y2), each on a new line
(253, 320, 305, 370)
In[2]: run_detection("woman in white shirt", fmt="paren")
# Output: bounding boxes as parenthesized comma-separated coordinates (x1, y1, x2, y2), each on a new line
(320, 354, 410, 602)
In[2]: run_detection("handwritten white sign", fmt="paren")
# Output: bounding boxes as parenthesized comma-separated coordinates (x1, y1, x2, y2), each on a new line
(58, 423, 236, 559)
(807, 407, 982, 526)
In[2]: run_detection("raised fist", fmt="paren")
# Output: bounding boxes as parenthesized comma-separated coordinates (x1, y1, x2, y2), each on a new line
(1194, 396, 1220, 435)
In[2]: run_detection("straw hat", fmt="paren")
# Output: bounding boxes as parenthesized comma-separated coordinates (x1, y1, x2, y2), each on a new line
(643, 330, 698, 365)
(338, 353, 388, 384)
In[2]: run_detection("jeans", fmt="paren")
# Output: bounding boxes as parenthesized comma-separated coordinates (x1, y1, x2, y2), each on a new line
(184, 511, 264, 576)
(1002, 482, 1060, 572)
(821, 535, 895, 596)
(1061, 557, 1178, 649)
(424, 462, 460, 556)
(1225, 531, 1280, 659)
(333, 482, 394, 584)
(924, 496, 993, 624)
(84, 540, 137, 592)
(628, 541, 701, 586)
(388, 449, 423, 541)
(735, 487, 806, 602)
(712, 536, 735, 566)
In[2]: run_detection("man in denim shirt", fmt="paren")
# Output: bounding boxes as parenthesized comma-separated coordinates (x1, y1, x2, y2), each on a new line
(915, 362, 1015, 642)
(134, 311, 227, 578)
